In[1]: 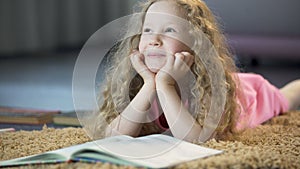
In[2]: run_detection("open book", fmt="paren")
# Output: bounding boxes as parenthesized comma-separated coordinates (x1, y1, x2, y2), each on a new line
(0, 134, 222, 168)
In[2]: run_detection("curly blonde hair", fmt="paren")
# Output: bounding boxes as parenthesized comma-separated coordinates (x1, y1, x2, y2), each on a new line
(90, 0, 242, 140)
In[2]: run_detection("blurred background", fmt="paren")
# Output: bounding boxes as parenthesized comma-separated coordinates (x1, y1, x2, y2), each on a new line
(0, 0, 299, 111)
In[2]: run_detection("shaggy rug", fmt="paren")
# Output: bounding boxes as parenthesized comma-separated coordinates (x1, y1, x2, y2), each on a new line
(0, 111, 299, 169)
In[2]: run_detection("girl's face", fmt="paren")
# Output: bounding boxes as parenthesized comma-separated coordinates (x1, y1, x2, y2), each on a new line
(138, 1, 193, 73)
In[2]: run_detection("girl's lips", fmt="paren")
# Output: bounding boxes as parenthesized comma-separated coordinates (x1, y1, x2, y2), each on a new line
(145, 51, 167, 58)
(147, 53, 166, 58)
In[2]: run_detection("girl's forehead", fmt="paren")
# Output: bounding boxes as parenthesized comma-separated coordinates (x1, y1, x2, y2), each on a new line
(146, 1, 186, 19)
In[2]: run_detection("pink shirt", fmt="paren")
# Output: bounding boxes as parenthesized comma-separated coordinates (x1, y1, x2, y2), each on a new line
(235, 73, 289, 130)
(151, 73, 289, 131)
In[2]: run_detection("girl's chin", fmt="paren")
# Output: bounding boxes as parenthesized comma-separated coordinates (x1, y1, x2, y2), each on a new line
(145, 59, 166, 74)
(145, 63, 164, 73)
(148, 67, 160, 73)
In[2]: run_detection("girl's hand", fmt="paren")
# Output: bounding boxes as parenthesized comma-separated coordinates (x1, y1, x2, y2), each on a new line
(130, 51, 156, 87)
(156, 52, 194, 87)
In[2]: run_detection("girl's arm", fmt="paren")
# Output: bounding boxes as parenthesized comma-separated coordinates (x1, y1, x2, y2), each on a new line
(106, 83, 155, 137)
(156, 52, 202, 142)
(106, 52, 156, 137)
(156, 83, 202, 142)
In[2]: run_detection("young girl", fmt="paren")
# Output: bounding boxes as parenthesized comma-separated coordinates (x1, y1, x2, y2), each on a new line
(91, 0, 300, 143)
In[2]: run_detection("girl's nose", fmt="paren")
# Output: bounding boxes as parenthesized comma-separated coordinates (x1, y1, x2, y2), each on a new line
(149, 35, 162, 47)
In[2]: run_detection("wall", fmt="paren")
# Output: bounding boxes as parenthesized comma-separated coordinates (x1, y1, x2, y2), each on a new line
(205, 0, 300, 36)
(0, 0, 138, 55)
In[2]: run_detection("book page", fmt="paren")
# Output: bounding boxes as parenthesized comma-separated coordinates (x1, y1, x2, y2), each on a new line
(0, 141, 95, 167)
(0, 134, 134, 167)
(0, 134, 222, 168)
(92, 134, 223, 168)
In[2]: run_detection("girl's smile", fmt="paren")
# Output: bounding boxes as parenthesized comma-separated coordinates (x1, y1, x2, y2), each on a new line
(146, 51, 166, 58)
(143, 49, 168, 73)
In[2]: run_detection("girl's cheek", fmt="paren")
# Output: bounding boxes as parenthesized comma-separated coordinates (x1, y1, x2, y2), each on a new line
(169, 44, 187, 54)
(175, 41, 192, 53)
(138, 42, 145, 53)
(138, 38, 147, 52)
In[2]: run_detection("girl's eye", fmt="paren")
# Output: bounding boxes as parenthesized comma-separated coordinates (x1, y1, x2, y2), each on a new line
(143, 28, 152, 33)
(165, 27, 176, 33)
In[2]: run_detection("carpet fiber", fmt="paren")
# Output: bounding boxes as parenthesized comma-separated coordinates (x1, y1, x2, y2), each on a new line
(1, 111, 299, 169)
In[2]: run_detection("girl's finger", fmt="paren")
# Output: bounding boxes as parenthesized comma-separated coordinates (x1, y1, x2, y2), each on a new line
(130, 53, 145, 70)
(166, 52, 175, 67)
(181, 52, 190, 63)
(130, 51, 141, 59)
(182, 52, 194, 67)
(174, 53, 185, 67)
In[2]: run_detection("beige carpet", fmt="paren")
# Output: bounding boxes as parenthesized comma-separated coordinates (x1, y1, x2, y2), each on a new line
(1, 111, 299, 169)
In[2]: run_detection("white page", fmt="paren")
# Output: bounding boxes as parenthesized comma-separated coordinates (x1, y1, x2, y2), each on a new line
(1, 134, 222, 168)
(38, 134, 134, 158)
(0, 135, 133, 166)
(96, 134, 222, 168)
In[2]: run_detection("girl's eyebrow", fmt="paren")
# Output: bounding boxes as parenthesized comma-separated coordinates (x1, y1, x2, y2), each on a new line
(143, 21, 179, 27)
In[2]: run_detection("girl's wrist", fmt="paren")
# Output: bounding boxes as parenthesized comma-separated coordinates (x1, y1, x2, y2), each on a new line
(143, 80, 156, 89)
(155, 73, 176, 87)
(156, 81, 176, 91)
(140, 82, 156, 106)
